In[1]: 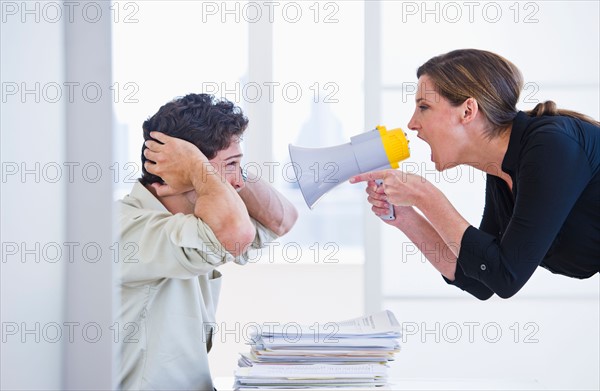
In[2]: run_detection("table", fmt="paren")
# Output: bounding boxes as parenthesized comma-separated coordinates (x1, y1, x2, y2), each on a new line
(214, 376, 545, 390)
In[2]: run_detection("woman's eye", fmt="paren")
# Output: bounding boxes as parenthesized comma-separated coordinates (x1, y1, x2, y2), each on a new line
(419, 105, 428, 111)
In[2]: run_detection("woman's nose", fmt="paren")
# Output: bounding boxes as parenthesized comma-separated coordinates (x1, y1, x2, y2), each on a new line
(407, 114, 418, 131)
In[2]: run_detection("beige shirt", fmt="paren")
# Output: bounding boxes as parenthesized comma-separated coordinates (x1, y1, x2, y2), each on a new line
(116, 182, 277, 390)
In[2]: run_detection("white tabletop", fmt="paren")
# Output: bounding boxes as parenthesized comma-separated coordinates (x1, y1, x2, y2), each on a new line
(214, 376, 544, 390)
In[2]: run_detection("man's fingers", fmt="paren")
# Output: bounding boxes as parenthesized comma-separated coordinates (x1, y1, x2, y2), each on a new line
(149, 131, 170, 143)
(144, 140, 162, 151)
(151, 182, 178, 197)
(143, 148, 158, 161)
(144, 161, 157, 175)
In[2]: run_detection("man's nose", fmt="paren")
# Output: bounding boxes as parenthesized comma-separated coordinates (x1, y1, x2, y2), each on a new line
(232, 170, 246, 190)
(233, 178, 245, 191)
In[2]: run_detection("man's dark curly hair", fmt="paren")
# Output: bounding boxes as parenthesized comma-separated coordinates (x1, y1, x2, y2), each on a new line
(140, 93, 249, 185)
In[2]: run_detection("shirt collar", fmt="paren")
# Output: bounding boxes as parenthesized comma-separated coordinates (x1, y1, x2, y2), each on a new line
(126, 181, 169, 212)
(502, 111, 530, 177)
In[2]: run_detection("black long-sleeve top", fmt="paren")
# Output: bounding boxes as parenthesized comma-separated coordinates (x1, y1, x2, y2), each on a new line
(445, 111, 600, 300)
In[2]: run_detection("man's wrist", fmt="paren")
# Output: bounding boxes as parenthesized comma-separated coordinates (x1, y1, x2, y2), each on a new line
(190, 159, 218, 191)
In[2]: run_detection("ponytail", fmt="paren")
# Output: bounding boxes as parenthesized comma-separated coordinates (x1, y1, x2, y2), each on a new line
(527, 100, 600, 127)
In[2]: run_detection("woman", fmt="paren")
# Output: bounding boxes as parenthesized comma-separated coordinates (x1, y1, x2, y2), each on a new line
(350, 49, 600, 300)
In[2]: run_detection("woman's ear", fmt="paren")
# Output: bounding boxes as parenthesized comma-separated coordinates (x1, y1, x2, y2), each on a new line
(462, 98, 479, 124)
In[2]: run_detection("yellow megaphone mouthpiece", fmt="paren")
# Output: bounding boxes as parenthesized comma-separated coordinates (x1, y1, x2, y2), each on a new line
(377, 125, 411, 169)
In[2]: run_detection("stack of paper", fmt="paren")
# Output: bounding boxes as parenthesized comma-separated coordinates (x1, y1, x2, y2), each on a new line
(234, 310, 401, 390)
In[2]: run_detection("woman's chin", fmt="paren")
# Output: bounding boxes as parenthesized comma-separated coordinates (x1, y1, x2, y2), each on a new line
(431, 155, 442, 171)
(432, 156, 456, 172)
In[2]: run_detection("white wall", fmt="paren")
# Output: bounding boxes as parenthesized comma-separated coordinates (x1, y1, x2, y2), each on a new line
(1, 9, 66, 389)
(1, 2, 115, 389)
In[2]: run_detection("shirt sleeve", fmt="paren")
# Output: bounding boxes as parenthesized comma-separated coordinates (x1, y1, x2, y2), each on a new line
(443, 176, 496, 300)
(478, 175, 503, 237)
(456, 129, 592, 298)
(234, 218, 279, 266)
(119, 209, 278, 284)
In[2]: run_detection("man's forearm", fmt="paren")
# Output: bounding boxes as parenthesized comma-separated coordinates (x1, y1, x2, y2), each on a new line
(192, 165, 255, 256)
(237, 175, 298, 236)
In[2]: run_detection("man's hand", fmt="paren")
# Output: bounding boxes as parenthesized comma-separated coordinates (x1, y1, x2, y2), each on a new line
(143, 131, 211, 196)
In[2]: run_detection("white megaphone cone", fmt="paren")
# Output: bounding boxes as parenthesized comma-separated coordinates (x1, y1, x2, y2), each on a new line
(288, 126, 410, 219)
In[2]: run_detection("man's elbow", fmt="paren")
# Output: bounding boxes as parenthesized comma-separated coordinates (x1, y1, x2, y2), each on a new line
(272, 205, 299, 237)
(216, 218, 256, 257)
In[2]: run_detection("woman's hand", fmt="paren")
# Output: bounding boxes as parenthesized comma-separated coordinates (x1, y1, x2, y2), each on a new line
(350, 169, 429, 208)
(352, 169, 469, 260)
(357, 177, 419, 227)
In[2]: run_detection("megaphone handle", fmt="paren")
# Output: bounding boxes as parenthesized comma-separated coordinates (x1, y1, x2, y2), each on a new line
(375, 179, 395, 221)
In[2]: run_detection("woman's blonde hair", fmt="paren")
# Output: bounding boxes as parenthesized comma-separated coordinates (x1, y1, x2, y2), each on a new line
(417, 49, 599, 137)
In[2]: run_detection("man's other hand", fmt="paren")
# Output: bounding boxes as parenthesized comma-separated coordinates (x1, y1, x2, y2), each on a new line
(143, 131, 210, 197)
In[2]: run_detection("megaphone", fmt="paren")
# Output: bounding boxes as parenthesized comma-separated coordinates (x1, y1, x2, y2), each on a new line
(288, 125, 410, 220)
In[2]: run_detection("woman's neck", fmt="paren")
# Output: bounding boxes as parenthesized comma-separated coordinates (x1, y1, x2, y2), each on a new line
(466, 125, 513, 190)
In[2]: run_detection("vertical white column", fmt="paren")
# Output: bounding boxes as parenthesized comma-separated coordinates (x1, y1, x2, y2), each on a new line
(64, 1, 115, 389)
(364, 0, 382, 314)
(245, 14, 273, 165)
(0, 5, 66, 390)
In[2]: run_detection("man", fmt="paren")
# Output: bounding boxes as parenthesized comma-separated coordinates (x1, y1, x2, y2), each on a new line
(116, 93, 298, 390)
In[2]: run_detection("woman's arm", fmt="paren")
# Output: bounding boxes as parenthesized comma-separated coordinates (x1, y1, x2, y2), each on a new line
(354, 172, 470, 259)
(366, 181, 457, 278)
(365, 181, 494, 300)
